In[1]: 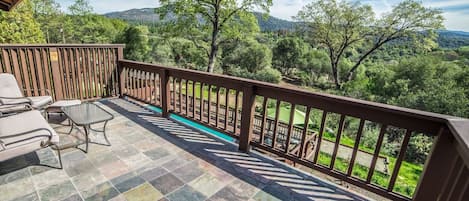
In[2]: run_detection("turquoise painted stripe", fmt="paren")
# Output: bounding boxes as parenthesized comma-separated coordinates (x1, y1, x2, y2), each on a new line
(146, 105, 236, 143)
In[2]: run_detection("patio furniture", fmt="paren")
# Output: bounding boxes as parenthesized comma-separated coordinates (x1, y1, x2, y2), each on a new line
(45, 99, 82, 117)
(62, 103, 114, 153)
(0, 110, 62, 169)
(0, 73, 53, 114)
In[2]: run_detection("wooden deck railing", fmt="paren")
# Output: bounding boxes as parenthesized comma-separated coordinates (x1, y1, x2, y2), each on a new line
(118, 59, 469, 201)
(0, 45, 467, 201)
(0, 44, 124, 101)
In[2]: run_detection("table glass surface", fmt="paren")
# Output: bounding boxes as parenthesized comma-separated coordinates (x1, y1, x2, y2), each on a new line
(62, 103, 113, 125)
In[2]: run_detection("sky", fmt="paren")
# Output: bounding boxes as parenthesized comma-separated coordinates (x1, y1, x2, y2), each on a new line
(56, 0, 469, 32)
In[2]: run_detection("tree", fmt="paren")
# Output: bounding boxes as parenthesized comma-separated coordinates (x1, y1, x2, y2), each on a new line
(0, 0, 45, 43)
(297, 0, 443, 88)
(31, 0, 64, 43)
(157, 0, 272, 73)
(119, 26, 151, 62)
(68, 0, 92, 16)
(64, 0, 127, 44)
(272, 37, 309, 76)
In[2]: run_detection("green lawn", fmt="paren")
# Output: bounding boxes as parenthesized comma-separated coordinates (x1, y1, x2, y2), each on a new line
(317, 152, 421, 198)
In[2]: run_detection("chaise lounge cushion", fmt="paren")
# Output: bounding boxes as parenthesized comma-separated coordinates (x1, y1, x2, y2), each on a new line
(0, 73, 53, 110)
(0, 110, 59, 161)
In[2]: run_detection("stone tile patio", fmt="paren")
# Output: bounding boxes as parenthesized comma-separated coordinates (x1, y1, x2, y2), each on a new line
(0, 98, 370, 201)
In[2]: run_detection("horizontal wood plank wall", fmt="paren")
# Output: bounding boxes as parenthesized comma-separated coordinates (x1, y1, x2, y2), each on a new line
(0, 44, 124, 101)
(118, 59, 469, 201)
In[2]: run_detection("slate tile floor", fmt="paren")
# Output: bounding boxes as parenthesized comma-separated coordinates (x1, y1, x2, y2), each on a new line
(0, 98, 370, 201)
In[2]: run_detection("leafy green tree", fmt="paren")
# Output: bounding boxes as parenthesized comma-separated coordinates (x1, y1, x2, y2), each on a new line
(68, 0, 92, 16)
(297, 0, 444, 88)
(64, 0, 127, 43)
(31, 0, 64, 43)
(167, 38, 208, 69)
(222, 39, 272, 73)
(119, 26, 150, 61)
(157, 0, 272, 73)
(272, 37, 309, 76)
(0, 0, 45, 43)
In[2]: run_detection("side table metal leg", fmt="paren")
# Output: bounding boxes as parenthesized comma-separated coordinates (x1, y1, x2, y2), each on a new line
(67, 120, 74, 134)
(84, 125, 89, 153)
(103, 121, 111, 146)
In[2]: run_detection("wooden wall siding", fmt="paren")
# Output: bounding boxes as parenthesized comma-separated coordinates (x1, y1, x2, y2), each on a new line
(0, 44, 124, 101)
(118, 59, 469, 201)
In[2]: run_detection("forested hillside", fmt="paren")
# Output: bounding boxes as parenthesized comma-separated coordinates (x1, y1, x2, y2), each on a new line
(104, 9, 297, 31)
(2, 0, 469, 198)
(104, 7, 469, 48)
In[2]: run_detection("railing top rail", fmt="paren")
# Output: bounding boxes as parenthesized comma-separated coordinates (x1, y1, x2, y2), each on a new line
(119, 59, 469, 162)
(0, 44, 126, 48)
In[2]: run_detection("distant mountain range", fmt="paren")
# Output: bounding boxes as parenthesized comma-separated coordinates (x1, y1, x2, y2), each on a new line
(104, 8, 298, 31)
(104, 8, 469, 48)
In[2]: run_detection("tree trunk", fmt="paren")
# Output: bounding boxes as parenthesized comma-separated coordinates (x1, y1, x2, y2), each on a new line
(207, 25, 219, 73)
(331, 61, 341, 89)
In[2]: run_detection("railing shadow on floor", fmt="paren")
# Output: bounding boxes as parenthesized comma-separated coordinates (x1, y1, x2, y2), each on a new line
(101, 97, 370, 201)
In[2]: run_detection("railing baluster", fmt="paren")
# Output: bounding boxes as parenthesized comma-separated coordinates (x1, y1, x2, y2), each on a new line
(330, 114, 346, 169)
(299, 107, 311, 158)
(173, 77, 177, 110)
(259, 97, 268, 145)
(208, 84, 212, 125)
(179, 79, 183, 113)
(272, 100, 281, 149)
(41, 49, 52, 94)
(347, 119, 365, 176)
(92, 49, 100, 98)
(160, 69, 170, 117)
(19, 49, 32, 96)
(33, 49, 45, 96)
(234, 90, 240, 134)
(199, 82, 203, 121)
(27, 49, 38, 96)
(153, 73, 161, 107)
(285, 104, 296, 153)
(60, 49, 73, 98)
(313, 111, 328, 163)
(185, 79, 189, 115)
(367, 125, 388, 183)
(224, 88, 229, 130)
(216, 87, 220, 128)
(388, 129, 412, 191)
(1, 49, 11, 73)
(192, 81, 196, 118)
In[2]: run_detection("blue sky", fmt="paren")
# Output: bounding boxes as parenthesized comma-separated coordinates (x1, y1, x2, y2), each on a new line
(56, 0, 469, 32)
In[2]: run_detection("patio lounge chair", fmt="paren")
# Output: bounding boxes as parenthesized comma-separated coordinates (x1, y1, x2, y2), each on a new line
(0, 110, 62, 169)
(0, 73, 53, 115)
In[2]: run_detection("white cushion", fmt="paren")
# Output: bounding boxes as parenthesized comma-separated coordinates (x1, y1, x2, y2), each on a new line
(28, 96, 53, 109)
(0, 73, 23, 98)
(0, 110, 59, 161)
(49, 100, 82, 108)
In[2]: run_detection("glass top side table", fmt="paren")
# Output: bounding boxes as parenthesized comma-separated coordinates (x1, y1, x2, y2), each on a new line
(61, 103, 114, 153)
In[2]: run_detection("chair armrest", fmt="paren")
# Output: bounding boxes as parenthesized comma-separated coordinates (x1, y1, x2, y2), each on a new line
(22, 88, 51, 96)
(0, 139, 5, 151)
(0, 96, 32, 105)
(0, 128, 54, 148)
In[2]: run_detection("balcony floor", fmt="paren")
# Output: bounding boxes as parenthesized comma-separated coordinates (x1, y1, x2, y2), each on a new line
(0, 98, 369, 201)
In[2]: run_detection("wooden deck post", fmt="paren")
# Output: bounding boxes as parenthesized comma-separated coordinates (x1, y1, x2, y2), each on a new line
(160, 69, 171, 118)
(413, 127, 458, 201)
(238, 85, 256, 152)
(117, 47, 124, 97)
(49, 47, 64, 100)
